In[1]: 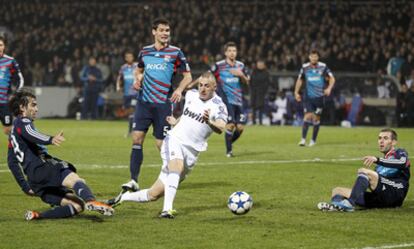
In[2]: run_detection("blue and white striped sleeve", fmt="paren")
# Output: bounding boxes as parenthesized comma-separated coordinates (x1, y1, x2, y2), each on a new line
(20, 119, 53, 145)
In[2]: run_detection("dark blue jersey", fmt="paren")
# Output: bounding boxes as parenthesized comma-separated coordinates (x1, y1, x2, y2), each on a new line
(8, 117, 53, 175)
(0, 54, 24, 105)
(211, 60, 248, 107)
(375, 148, 410, 181)
(298, 62, 333, 99)
(118, 62, 138, 97)
(137, 44, 190, 104)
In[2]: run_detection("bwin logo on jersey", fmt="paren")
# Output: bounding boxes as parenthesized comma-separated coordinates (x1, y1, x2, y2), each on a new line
(146, 63, 167, 70)
(183, 107, 206, 124)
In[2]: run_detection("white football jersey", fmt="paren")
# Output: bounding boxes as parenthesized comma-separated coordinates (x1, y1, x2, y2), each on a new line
(169, 89, 228, 151)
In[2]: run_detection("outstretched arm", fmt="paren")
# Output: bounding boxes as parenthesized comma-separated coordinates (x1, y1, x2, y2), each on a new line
(170, 72, 193, 103)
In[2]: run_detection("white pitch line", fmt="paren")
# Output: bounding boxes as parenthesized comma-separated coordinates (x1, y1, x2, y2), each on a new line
(345, 242, 414, 249)
(0, 157, 364, 173)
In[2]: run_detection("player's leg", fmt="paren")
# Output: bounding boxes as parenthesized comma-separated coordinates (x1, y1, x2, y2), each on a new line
(299, 112, 313, 146)
(161, 159, 184, 215)
(231, 106, 246, 143)
(309, 98, 323, 146)
(224, 104, 236, 157)
(61, 171, 114, 215)
(347, 168, 379, 206)
(1, 106, 13, 135)
(26, 189, 83, 220)
(124, 100, 152, 191)
(3, 125, 11, 135)
(118, 178, 165, 205)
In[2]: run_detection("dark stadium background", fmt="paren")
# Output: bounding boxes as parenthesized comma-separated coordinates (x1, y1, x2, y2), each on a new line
(1, 0, 413, 126)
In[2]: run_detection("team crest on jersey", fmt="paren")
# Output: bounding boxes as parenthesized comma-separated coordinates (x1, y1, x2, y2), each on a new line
(164, 55, 171, 62)
(155, 53, 160, 57)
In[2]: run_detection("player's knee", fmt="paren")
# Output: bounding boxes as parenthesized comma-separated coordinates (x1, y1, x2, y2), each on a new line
(3, 127, 11, 135)
(357, 168, 369, 175)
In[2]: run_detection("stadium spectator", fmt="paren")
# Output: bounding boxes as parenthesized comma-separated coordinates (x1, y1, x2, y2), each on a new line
(406, 84, 414, 126)
(7, 89, 114, 220)
(250, 60, 270, 125)
(1, 1, 414, 87)
(396, 84, 408, 127)
(30, 62, 44, 86)
(80, 56, 103, 120)
(318, 128, 410, 212)
(106, 72, 227, 219)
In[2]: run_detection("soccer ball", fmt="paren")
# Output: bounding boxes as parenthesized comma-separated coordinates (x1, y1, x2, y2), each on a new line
(227, 191, 253, 215)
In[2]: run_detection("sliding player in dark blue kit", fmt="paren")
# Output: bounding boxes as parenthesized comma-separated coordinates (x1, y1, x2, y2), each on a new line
(116, 50, 138, 136)
(210, 42, 249, 157)
(318, 128, 410, 212)
(8, 89, 114, 220)
(294, 49, 335, 147)
(121, 18, 192, 192)
(0, 36, 24, 136)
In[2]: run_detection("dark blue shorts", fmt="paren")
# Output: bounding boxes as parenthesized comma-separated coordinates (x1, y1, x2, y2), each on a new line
(123, 95, 137, 109)
(28, 158, 76, 196)
(226, 104, 247, 124)
(303, 97, 324, 115)
(40, 187, 73, 206)
(0, 105, 12, 126)
(362, 176, 408, 208)
(133, 100, 172, 139)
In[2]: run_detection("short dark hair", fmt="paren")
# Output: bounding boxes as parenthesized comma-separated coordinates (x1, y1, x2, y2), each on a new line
(152, 18, 170, 30)
(310, 49, 320, 56)
(380, 128, 398, 141)
(224, 41, 237, 52)
(9, 88, 36, 116)
(124, 49, 134, 56)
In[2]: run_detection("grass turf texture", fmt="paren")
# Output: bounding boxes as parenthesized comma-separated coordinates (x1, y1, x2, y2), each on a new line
(0, 120, 413, 249)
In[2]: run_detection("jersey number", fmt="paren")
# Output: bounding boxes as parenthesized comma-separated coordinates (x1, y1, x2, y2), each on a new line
(10, 134, 25, 163)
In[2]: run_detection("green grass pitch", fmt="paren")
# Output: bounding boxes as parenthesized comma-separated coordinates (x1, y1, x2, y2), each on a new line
(0, 120, 413, 249)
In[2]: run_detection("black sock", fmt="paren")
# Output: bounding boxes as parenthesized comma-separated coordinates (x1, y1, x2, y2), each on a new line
(130, 144, 143, 181)
(39, 205, 77, 219)
(302, 121, 311, 139)
(349, 173, 369, 206)
(225, 130, 233, 153)
(232, 130, 242, 143)
(312, 122, 320, 141)
(73, 181, 95, 202)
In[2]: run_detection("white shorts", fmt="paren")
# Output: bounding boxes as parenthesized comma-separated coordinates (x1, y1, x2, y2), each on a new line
(158, 135, 200, 184)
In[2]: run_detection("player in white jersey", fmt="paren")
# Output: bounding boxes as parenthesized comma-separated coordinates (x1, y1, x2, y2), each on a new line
(107, 72, 228, 219)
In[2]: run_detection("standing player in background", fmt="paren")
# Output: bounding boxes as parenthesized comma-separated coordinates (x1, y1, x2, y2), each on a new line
(318, 128, 410, 212)
(116, 50, 138, 136)
(0, 36, 24, 136)
(210, 42, 249, 157)
(294, 49, 335, 147)
(121, 18, 192, 192)
(107, 72, 227, 219)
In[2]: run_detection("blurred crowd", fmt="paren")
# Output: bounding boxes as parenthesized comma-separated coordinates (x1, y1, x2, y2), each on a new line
(1, 1, 413, 88)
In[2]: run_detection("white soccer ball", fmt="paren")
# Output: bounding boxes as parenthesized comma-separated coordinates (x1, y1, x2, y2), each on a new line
(227, 191, 253, 215)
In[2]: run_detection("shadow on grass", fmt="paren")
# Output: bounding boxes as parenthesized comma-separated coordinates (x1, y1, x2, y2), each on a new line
(75, 214, 105, 223)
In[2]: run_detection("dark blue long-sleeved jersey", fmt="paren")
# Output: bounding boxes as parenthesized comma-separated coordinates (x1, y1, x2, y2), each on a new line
(8, 117, 53, 177)
(375, 148, 410, 181)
